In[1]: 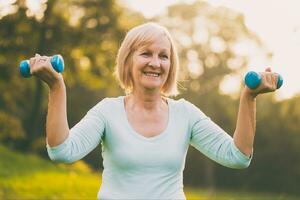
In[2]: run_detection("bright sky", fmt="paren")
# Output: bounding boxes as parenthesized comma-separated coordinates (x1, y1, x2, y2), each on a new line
(120, 0, 300, 100)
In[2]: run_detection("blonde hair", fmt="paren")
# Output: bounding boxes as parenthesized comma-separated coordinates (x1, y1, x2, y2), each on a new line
(114, 22, 180, 96)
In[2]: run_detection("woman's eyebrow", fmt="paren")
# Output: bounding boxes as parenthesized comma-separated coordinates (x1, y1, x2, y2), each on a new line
(137, 46, 170, 54)
(160, 49, 170, 53)
(137, 46, 148, 52)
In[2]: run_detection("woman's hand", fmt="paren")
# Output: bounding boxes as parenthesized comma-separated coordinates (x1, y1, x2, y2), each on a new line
(243, 67, 279, 98)
(29, 53, 63, 89)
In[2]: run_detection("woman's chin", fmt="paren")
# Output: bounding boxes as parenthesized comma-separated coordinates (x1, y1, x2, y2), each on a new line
(133, 79, 165, 93)
(141, 83, 162, 92)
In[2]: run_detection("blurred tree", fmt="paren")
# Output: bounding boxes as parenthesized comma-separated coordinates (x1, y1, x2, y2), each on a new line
(215, 94, 300, 194)
(0, 111, 25, 148)
(253, 94, 300, 193)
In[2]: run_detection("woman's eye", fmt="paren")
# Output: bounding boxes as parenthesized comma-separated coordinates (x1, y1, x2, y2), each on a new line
(141, 52, 150, 56)
(161, 55, 169, 59)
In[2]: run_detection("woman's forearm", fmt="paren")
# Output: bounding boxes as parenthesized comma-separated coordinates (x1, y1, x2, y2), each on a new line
(233, 88, 256, 156)
(46, 78, 69, 147)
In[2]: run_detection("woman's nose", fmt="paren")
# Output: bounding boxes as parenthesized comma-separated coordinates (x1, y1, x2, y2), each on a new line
(148, 56, 160, 68)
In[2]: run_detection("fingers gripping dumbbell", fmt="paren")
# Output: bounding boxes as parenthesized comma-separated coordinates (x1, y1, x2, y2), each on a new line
(244, 71, 283, 89)
(20, 55, 64, 78)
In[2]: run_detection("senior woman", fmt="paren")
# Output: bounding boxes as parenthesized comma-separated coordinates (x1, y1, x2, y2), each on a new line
(28, 22, 279, 199)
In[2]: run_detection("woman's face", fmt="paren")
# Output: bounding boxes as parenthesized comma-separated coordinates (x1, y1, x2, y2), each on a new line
(130, 35, 171, 94)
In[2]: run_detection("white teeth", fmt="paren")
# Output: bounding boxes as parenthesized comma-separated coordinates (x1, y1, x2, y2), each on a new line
(144, 72, 159, 77)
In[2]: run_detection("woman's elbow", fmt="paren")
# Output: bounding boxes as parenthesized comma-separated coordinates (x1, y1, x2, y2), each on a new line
(233, 160, 251, 169)
(47, 147, 75, 164)
(225, 155, 252, 169)
(48, 153, 74, 163)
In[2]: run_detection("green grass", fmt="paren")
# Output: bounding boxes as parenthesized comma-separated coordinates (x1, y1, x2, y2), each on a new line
(0, 145, 298, 199)
(0, 145, 100, 199)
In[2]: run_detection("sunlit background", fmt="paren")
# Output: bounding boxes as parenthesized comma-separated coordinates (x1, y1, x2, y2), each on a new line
(120, 0, 300, 100)
(1, 0, 300, 199)
(1, 0, 299, 99)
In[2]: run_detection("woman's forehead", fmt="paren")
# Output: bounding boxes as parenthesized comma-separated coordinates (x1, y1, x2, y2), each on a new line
(136, 35, 171, 52)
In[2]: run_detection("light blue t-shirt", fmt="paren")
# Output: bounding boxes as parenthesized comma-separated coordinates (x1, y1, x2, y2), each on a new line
(47, 96, 251, 199)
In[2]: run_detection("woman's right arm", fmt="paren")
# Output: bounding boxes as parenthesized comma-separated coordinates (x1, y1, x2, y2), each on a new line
(46, 80, 105, 163)
(46, 78, 69, 147)
(29, 54, 70, 147)
(31, 54, 104, 163)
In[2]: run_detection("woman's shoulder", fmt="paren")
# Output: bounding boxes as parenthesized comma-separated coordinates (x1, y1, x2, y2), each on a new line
(169, 98, 206, 119)
(168, 97, 194, 109)
(92, 96, 124, 111)
(168, 98, 191, 113)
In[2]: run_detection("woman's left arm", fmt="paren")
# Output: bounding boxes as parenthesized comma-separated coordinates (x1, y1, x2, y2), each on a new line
(233, 88, 256, 157)
(233, 68, 279, 156)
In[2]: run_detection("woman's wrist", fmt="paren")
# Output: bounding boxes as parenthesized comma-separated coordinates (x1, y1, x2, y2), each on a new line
(241, 87, 257, 101)
(49, 75, 65, 91)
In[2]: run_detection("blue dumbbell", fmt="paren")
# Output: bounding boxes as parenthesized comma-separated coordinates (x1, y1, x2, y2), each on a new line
(244, 71, 283, 89)
(20, 55, 64, 78)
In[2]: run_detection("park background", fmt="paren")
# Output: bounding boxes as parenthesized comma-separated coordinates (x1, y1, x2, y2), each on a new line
(0, 0, 299, 199)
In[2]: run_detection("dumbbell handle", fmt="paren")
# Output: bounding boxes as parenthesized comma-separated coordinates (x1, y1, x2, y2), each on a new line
(244, 71, 283, 89)
(20, 55, 64, 78)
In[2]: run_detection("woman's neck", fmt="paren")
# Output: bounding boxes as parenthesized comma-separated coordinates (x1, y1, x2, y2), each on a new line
(126, 89, 167, 111)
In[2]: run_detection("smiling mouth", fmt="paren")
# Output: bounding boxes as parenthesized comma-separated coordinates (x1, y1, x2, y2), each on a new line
(143, 72, 161, 77)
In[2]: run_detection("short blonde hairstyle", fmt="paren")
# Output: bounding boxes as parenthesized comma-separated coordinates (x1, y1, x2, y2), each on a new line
(114, 22, 180, 96)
